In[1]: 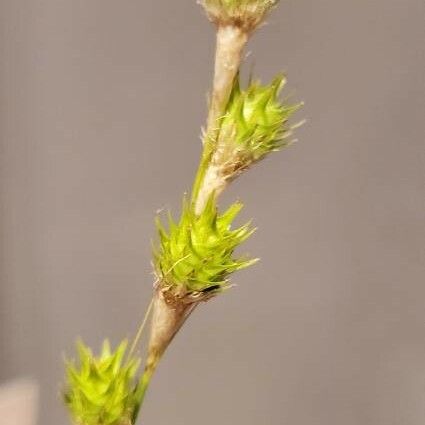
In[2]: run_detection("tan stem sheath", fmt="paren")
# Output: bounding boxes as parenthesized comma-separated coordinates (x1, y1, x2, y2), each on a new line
(207, 25, 248, 133)
(194, 164, 227, 215)
(145, 289, 197, 372)
(194, 25, 248, 214)
(137, 289, 197, 411)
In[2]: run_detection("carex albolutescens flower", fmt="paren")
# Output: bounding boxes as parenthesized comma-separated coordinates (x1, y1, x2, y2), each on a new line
(63, 0, 304, 423)
(64, 340, 141, 425)
(143, 196, 256, 376)
(154, 196, 256, 297)
(214, 75, 302, 177)
(149, 78, 301, 362)
(196, 75, 302, 207)
(201, 0, 278, 32)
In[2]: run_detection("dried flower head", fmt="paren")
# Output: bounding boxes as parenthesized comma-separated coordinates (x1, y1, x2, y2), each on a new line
(64, 340, 141, 425)
(201, 0, 278, 32)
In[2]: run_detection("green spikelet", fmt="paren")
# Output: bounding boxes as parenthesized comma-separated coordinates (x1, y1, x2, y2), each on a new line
(201, 0, 278, 31)
(154, 196, 256, 296)
(64, 340, 141, 425)
(214, 75, 302, 180)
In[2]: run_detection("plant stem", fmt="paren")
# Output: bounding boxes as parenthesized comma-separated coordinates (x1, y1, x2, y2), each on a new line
(192, 25, 248, 214)
(134, 289, 197, 421)
(208, 25, 248, 132)
(136, 23, 249, 423)
(132, 360, 155, 423)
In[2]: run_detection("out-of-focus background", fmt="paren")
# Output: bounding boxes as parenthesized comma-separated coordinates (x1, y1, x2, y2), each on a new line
(1, 0, 424, 424)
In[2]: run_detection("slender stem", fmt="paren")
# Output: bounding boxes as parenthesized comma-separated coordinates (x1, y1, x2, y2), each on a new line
(132, 354, 158, 423)
(134, 24, 248, 424)
(134, 290, 197, 421)
(192, 25, 248, 214)
(127, 297, 154, 361)
(207, 26, 248, 132)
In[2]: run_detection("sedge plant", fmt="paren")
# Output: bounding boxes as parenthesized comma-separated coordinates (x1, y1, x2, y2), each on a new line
(63, 1, 303, 424)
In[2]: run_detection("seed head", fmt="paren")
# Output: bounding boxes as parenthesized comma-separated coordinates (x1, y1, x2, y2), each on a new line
(213, 75, 302, 180)
(154, 196, 256, 297)
(64, 340, 141, 425)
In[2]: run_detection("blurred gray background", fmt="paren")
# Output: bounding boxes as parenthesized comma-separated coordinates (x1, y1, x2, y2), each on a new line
(1, 0, 424, 424)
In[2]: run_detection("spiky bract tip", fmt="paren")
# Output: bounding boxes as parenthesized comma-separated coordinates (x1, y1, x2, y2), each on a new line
(64, 340, 141, 425)
(154, 196, 256, 298)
